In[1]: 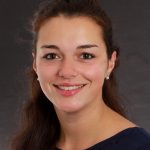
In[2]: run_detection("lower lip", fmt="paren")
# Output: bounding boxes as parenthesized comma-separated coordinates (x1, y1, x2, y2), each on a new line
(54, 86, 84, 96)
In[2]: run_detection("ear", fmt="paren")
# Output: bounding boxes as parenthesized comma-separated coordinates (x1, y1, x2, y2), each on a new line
(107, 51, 117, 75)
(32, 52, 37, 73)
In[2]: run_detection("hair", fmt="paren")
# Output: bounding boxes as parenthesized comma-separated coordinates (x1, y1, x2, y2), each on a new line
(11, 0, 126, 149)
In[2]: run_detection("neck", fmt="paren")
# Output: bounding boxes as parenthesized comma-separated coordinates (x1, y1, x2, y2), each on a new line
(55, 100, 112, 149)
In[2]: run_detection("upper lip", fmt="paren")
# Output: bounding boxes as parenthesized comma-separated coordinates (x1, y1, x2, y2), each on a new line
(53, 83, 87, 86)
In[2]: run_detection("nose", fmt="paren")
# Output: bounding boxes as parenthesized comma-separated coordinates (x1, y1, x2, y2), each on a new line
(58, 58, 78, 79)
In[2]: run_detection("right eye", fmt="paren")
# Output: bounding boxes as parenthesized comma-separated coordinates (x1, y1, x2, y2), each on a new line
(43, 53, 60, 60)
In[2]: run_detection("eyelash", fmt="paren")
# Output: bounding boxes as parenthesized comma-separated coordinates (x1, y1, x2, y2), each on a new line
(43, 53, 60, 60)
(80, 52, 95, 59)
(42, 52, 95, 60)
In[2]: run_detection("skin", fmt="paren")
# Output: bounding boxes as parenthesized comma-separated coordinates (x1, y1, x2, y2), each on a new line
(33, 15, 136, 150)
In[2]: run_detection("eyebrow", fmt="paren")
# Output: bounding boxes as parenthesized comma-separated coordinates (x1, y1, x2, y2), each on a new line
(41, 44, 99, 50)
(41, 45, 59, 50)
(77, 44, 98, 49)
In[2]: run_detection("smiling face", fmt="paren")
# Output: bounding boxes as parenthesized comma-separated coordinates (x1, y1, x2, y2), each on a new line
(33, 15, 116, 113)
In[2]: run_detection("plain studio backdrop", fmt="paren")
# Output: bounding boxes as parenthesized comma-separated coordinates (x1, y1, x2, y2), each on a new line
(0, 0, 150, 149)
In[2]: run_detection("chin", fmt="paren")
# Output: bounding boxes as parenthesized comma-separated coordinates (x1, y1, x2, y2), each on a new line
(55, 102, 84, 113)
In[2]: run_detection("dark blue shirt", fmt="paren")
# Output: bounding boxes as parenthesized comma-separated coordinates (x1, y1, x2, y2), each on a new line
(86, 127, 150, 150)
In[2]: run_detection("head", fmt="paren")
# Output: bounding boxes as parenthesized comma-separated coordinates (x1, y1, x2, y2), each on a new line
(32, 0, 124, 114)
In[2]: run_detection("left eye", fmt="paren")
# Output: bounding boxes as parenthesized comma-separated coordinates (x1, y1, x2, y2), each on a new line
(80, 53, 95, 59)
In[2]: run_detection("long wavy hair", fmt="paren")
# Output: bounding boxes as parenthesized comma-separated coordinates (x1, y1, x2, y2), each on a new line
(11, 0, 126, 149)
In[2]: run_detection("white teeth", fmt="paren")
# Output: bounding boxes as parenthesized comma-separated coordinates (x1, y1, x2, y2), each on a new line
(57, 85, 84, 91)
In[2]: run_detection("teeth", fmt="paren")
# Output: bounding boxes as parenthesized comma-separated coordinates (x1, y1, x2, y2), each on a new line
(57, 85, 84, 91)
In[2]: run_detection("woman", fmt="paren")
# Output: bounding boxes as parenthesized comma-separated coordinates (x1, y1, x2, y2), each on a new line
(11, 0, 150, 149)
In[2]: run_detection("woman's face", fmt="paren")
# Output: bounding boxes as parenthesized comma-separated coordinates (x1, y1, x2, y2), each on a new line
(33, 16, 116, 113)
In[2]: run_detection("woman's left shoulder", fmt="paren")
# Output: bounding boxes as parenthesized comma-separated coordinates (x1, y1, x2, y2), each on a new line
(123, 127, 150, 149)
(137, 142, 150, 150)
(134, 127, 150, 141)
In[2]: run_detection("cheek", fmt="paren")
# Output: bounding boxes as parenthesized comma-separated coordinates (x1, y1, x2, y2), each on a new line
(36, 62, 58, 82)
(80, 63, 107, 82)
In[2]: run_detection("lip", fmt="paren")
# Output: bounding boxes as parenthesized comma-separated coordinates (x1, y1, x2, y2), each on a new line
(53, 83, 87, 96)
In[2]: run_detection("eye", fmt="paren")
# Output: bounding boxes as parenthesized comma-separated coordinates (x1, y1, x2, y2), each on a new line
(80, 52, 95, 59)
(43, 53, 60, 60)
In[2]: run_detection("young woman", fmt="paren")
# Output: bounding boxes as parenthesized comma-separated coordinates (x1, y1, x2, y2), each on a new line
(11, 0, 150, 149)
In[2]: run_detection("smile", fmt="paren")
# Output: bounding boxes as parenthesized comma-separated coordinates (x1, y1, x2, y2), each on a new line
(55, 85, 84, 90)
(53, 84, 86, 96)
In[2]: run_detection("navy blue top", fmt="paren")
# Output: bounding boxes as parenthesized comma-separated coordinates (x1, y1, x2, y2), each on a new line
(56, 127, 150, 150)
(86, 127, 150, 150)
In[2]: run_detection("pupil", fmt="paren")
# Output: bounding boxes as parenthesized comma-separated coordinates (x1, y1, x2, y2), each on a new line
(85, 54, 90, 58)
(48, 54, 55, 59)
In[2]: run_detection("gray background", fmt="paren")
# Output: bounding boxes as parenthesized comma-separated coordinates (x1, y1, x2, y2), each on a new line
(0, 0, 150, 149)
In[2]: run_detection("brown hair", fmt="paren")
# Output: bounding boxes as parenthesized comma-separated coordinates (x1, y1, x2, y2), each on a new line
(11, 0, 126, 149)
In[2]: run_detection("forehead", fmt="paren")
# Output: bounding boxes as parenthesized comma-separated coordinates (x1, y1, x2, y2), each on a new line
(37, 15, 105, 48)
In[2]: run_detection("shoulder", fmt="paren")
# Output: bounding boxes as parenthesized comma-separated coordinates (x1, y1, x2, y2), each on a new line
(137, 142, 150, 150)
(87, 127, 150, 150)
(131, 127, 150, 150)
(112, 127, 150, 150)
(132, 127, 150, 142)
